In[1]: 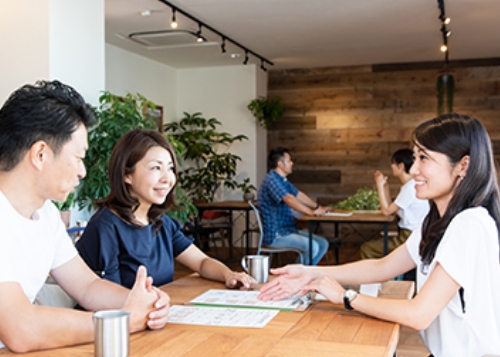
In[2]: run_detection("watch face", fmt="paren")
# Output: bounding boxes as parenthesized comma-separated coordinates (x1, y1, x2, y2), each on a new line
(345, 289, 357, 301)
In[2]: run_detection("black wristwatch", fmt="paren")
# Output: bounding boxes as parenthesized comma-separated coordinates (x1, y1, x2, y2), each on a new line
(343, 289, 358, 310)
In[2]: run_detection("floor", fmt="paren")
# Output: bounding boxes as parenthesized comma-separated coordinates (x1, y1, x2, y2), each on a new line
(174, 243, 430, 357)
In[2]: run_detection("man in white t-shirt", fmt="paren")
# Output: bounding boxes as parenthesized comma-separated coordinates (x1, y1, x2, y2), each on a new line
(361, 149, 429, 260)
(0, 81, 170, 352)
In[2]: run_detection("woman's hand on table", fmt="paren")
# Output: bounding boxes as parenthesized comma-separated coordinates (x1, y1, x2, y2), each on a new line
(302, 276, 345, 304)
(125, 266, 170, 332)
(225, 271, 256, 290)
(258, 264, 313, 301)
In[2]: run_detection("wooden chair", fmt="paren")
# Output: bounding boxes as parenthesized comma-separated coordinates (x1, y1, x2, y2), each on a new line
(248, 200, 304, 265)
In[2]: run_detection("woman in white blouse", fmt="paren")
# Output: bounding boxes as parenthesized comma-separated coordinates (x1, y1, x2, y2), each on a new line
(259, 113, 500, 357)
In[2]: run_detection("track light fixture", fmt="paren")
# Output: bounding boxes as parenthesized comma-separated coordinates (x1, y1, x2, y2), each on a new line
(158, 0, 273, 71)
(170, 9, 178, 28)
(436, 0, 451, 64)
(196, 23, 204, 42)
(260, 59, 267, 72)
(221, 37, 226, 53)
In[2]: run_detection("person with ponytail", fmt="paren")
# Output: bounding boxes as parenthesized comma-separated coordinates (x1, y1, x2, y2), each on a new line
(258, 114, 500, 357)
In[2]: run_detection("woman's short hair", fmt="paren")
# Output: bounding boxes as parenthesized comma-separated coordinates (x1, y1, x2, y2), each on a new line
(391, 148, 414, 173)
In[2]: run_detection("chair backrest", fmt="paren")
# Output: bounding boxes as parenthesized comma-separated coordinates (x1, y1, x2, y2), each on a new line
(248, 200, 265, 255)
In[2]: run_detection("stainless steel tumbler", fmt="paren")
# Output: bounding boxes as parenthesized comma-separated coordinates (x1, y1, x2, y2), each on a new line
(93, 310, 130, 357)
(241, 255, 270, 283)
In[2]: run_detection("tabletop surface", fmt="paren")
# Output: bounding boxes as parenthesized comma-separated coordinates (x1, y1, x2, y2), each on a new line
(0, 275, 414, 357)
(299, 211, 396, 223)
(194, 200, 254, 210)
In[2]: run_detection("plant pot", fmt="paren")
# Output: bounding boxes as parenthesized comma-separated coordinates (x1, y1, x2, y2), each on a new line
(60, 210, 71, 228)
(243, 192, 255, 201)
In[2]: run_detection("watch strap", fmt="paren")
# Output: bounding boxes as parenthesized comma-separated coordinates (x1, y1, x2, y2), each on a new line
(343, 289, 357, 310)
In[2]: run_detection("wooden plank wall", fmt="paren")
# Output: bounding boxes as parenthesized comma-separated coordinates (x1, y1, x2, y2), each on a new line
(267, 64, 500, 201)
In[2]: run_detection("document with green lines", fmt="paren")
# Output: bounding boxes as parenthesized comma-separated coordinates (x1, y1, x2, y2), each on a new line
(187, 289, 311, 312)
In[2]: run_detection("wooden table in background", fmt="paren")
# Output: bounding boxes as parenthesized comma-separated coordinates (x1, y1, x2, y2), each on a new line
(0, 275, 414, 357)
(195, 200, 255, 255)
(299, 211, 396, 264)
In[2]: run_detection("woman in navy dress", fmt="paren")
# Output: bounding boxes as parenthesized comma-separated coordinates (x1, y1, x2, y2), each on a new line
(77, 129, 254, 290)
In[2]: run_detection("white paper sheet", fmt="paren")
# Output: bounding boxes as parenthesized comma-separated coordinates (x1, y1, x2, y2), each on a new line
(324, 211, 353, 217)
(168, 305, 279, 328)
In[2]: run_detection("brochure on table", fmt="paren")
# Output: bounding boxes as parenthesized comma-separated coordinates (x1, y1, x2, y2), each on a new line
(189, 289, 311, 312)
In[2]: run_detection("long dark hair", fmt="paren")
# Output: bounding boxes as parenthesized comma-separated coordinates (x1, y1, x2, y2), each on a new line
(98, 129, 178, 230)
(413, 113, 500, 266)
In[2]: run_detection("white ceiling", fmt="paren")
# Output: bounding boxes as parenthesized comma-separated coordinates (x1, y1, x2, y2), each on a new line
(105, 0, 500, 70)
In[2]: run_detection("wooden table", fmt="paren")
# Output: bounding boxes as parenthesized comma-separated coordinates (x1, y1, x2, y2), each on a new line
(195, 200, 255, 255)
(299, 212, 396, 265)
(0, 275, 414, 357)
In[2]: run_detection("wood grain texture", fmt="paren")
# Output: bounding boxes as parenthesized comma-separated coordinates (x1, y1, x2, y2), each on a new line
(0, 276, 413, 357)
(268, 64, 500, 199)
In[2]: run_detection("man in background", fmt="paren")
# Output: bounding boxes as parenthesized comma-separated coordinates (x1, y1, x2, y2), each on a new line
(258, 147, 329, 265)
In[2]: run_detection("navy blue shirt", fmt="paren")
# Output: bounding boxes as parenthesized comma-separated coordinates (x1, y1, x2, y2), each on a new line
(257, 170, 299, 245)
(76, 208, 193, 289)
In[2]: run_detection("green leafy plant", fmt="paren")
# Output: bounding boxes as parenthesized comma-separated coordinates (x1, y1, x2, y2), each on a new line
(239, 177, 256, 194)
(163, 134, 198, 224)
(247, 96, 285, 129)
(75, 92, 157, 211)
(332, 187, 380, 211)
(163, 112, 249, 202)
(437, 74, 455, 115)
(52, 192, 75, 211)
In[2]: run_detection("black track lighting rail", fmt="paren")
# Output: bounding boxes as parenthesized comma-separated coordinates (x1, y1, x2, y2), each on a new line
(158, 0, 273, 69)
(437, 0, 451, 65)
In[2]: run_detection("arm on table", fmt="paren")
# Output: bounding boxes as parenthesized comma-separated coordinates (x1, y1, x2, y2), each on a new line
(0, 256, 169, 353)
(259, 245, 415, 301)
(304, 261, 458, 331)
(283, 192, 327, 216)
(176, 244, 255, 289)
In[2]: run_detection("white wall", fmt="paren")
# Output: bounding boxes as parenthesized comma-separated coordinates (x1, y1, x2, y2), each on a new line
(176, 65, 260, 201)
(0, 0, 50, 104)
(49, 0, 105, 106)
(105, 44, 177, 125)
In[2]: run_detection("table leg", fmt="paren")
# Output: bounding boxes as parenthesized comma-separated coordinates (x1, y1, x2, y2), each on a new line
(383, 223, 389, 256)
(245, 209, 250, 255)
(308, 221, 314, 265)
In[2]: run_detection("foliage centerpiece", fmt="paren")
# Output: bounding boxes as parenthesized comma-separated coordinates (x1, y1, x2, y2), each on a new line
(332, 187, 380, 211)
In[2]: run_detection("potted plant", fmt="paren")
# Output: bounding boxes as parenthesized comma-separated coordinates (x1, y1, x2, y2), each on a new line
(239, 177, 256, 201)
(163, 112, 249, 202)
(53, 192, 75, 227)
(75, 91, 158, 212)
(437, 73, 455, 115)
(247, 96, 285, 129)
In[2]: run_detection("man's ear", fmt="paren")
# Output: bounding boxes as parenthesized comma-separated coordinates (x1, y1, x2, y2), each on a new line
(29, 141, 49, 170)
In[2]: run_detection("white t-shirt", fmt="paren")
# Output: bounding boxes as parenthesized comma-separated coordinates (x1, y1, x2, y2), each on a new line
(0, 190, 77, 349)
(406, 207, 500, 357)
(394, 179, 429, 231)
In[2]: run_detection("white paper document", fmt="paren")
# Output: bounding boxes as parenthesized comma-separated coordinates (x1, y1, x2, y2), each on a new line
(324, 211, 353, 217)
(168, 305, 279, 328)
(189, 289, 305, 311)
